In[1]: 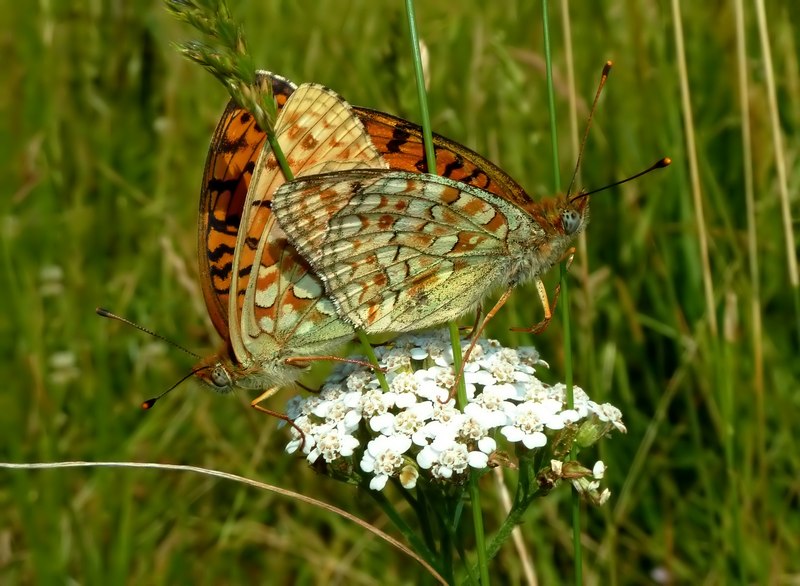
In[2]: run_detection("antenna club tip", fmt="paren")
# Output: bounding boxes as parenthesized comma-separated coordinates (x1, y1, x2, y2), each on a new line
(662, 157, 672, 167)
(142, 399, 157, 410)
(603, 61, 613, 74)
(96, 307, 111, 317)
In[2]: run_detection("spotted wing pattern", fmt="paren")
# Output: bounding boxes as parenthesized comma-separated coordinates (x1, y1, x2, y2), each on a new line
(198, 72, 297, 339)
(272, 169, 545, 333)
(227, 83, 388, 367)
(195, 80, 387, 395)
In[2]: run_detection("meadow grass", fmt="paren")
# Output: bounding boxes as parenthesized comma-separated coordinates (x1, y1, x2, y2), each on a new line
(1, 0, 798, 583)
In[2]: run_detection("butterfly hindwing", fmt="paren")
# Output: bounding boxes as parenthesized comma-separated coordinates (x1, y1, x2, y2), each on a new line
(273, 169, 544, 332)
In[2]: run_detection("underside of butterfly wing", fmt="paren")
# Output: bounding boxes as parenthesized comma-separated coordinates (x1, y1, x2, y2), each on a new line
(228, 84, 388, 368)
(198, 71, 297, 340)
(273, 169, 545, 333)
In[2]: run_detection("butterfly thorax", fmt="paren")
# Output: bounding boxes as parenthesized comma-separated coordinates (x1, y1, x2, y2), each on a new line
(511, 194, 589, 284)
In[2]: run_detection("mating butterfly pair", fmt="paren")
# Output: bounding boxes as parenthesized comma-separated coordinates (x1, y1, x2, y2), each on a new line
(195, 71, 588, 415)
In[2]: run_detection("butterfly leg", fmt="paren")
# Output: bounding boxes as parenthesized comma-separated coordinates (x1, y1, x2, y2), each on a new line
(250, 387, 308, 449)
(446, 288, 515, 401)
(512, 248, 576, 334)
(284, 355, 387, 373)
(461, 303, 484, 340)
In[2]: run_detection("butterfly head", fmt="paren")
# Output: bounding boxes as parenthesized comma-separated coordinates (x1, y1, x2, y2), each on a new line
(561, 192, 590, 236)
(527, 193, 590, 239)
(194, 351, 237, 395)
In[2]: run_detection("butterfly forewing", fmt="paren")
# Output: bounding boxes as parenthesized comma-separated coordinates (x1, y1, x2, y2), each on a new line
(355, 108, 531, 206)
(273, 170, 543, 332)
(198, 72, 297, 339)
(227, 84, 387, 366)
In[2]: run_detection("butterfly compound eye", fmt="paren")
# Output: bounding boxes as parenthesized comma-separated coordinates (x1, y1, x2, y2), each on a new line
(210, 365, 232, 391)
(560, 209, 582, 235)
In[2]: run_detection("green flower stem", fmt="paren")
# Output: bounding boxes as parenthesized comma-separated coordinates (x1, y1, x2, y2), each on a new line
(356, 329, 389, 392)
(469, 472, 490, 586)
(542, 1, 582, 583)
(405, 0, 489, 580)
(447, 324, 468, 410)
(404, 0, 436, 171)
(266, 131, 294, 182)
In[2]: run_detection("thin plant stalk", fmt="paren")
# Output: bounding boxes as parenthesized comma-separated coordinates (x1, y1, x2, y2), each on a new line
(404, 0, 437, 170)
(542, 0, 583, 584)
(733, 0, 766, 520)
(670, 0, 719, 337)
(542, 1, 581, 583)
(753, 0, 800, 345)
(167, 0, 382, 396)
(405, 1, 489, 582)
(721, 293, 746, 583)
(357, 330, 389, 392)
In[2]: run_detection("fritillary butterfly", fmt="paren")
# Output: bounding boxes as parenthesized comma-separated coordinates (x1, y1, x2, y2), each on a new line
(194, 76, 387, 416)
(198, 72, 523, 340)
(271, 66, 668, 341)
(271, 169, 586, 334)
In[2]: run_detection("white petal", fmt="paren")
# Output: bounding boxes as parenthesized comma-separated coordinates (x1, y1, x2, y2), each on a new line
(342, 392, 362, 408)
(478, 436, 496, 454)
(343, 410, 362, 430)
(312, 402, 331, 418)
(410, 347, 428, 360)
(544, 414, 565, 430)
(411, 430, 430, 446)
(417, 446, 437, 469)
(501, 426, 523, 442)
(430, 432, 457, 452)
(370, 474, 389, 491)
(560, 409, 581, 424)
(340, 436, 360, 457)
(360, 454, 376, 473)
(468, 451, 489, 469)
(522, 431, 547, 449)
(465, 370, 495, 386)
(593, 461, 606, 479)
(370, 413, 395, 433)
(388, 434, 413, 454)
(395, 392, 417, 409)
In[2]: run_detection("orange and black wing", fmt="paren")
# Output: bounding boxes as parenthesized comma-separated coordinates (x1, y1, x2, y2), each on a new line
(354, 107, 530, 206)
(197, 72, 297, 338)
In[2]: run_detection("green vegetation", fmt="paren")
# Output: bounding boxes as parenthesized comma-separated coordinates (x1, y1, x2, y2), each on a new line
(1, 1, 797, 583)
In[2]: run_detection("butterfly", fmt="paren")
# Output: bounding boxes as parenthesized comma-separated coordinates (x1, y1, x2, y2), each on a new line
(267, 62, 668, 347)
(270, 169, 587, 337)
(198, 72, 526, 339)
(195, 69, 592, 417)
(194, 75, 388, 420)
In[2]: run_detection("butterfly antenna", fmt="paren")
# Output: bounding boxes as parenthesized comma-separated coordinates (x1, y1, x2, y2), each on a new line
(566, 61, 613, 198)
(95, 307, 202, 360)
(570, 157, 672, 202)
(141, 365, 212, 410)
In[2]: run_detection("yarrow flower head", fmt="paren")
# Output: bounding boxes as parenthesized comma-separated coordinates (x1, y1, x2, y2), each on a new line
(284, 330, 625, 500)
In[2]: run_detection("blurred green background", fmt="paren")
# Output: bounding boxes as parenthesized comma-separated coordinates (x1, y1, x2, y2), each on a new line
(1, 0, 798, 583)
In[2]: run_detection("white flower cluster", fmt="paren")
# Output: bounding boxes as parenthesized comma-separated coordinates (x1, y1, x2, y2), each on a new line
(284, 331, 625, 491)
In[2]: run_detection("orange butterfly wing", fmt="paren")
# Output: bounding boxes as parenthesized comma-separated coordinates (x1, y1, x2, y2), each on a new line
(353, 107, 531, 207)
(198, 72, 297, 340)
